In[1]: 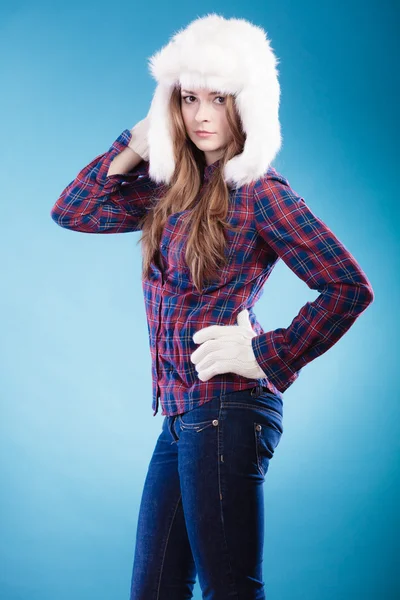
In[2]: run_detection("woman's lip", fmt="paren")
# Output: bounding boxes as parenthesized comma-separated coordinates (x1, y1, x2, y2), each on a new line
(195, 131, 215, 136)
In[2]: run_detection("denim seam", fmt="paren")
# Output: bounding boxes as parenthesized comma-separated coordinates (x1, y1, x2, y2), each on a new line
(217, 405, 240, 598)
(155, 492, 183, 599)
(168, 415, 180, 444)
(254, 425, 265, 476)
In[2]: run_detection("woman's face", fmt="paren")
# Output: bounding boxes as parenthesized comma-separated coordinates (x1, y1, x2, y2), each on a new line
(180, 87, 233, 166)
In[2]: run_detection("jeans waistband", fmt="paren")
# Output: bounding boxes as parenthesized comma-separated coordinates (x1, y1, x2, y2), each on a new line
(221, 384, 283, 416)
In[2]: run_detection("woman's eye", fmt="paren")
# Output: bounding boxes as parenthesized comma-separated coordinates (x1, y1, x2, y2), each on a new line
(181, 95, 225, 104)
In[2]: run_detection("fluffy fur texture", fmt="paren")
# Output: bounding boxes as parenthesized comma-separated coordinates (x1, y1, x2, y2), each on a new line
(146, 13, 283, 189)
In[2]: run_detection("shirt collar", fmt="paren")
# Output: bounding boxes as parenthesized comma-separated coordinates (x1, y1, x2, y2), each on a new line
(203, 159, 221, 182)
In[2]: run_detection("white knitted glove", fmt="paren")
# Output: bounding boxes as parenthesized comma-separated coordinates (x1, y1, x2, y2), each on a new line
(129, 115, 150, 160)
(190, 308, 267, 382)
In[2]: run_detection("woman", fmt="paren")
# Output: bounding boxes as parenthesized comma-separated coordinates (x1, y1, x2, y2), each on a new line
(50, 14, 374, 600)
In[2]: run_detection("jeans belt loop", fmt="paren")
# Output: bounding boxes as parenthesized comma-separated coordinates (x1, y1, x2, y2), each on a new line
(251, 384, 261, 397)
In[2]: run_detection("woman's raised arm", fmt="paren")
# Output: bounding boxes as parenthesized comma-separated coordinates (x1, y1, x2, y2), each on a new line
(50, 123, 162, 234)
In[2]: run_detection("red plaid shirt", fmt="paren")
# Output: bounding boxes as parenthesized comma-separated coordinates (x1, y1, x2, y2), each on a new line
(51, 129, 374, 417)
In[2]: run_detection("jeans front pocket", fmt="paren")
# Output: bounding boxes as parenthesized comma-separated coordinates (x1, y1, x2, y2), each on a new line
(177, 397, 221, 433)
(178, 416, 219, 433)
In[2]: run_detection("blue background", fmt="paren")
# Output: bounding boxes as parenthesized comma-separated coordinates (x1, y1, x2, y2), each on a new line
(1, 1, 398, 598)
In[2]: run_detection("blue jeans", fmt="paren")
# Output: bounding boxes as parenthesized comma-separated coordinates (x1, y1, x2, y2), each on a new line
(129, 384, 284, 600)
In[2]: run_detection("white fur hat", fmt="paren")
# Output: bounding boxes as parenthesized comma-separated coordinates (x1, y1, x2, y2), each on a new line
(146, 13, 283, 189)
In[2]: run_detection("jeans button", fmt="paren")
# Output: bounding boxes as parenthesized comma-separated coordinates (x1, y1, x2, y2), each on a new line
(256, 424, 262, 431)
(212, 419, 219, 426)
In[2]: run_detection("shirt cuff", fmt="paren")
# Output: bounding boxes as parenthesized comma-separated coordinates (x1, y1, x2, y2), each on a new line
(251, 331, 300, 392)
(96, 128, 140, 189)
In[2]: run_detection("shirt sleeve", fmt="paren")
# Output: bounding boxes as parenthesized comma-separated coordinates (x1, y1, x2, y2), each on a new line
(50, 129, 164, 233)
(251, 174, 375, 393)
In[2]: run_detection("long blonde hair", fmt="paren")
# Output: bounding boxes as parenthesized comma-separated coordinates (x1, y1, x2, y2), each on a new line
(137, 84, 246, 294)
